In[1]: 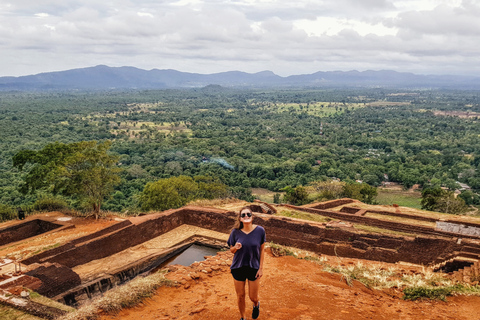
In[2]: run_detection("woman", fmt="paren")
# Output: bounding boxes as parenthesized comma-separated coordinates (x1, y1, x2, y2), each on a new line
(227, 206, 266, 320)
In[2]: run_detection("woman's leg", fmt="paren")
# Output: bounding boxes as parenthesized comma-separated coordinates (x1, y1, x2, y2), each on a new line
(234, 279, 246, 319)
(248, 279, 261, 319)
(248, 278, 260, 306)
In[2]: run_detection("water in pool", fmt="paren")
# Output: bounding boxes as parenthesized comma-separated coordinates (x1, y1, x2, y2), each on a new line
(168, 244, 219, 266)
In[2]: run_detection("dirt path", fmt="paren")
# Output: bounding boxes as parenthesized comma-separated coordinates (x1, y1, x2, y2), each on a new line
(101, 250, 480, 320)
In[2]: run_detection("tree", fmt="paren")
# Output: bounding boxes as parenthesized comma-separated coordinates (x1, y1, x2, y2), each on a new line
(343, 182, 378, 204)
(194, 175, 229, 199)
(434, 193, 468, 214)
(140, 176, 198, 211)
(458, 190, 480, 206)
(273, 193, 281, 204)
(281, 186, 310, 205)
(421, 187, 468, 214)
(13, 141, 121, 218)
(360, 184, 378, 204)
(308, 180, 344, 200)
(421, 187, 444, 212)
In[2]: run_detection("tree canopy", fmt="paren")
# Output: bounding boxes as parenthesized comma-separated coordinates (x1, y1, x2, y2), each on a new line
(1, 88, 480, 215)
(421, 187, 468, 215)
(13, 140, 121, 217)
(140, 175, 229, 211)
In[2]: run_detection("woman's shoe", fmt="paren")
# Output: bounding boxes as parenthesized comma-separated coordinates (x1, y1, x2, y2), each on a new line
(252, 301, 260, 319)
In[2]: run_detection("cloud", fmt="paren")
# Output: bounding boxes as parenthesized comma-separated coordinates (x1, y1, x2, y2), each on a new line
(0, 0, 479, 77)
(394, 2, 480, 36)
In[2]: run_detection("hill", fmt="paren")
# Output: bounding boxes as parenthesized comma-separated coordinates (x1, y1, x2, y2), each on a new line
(1, 65, 480, 90)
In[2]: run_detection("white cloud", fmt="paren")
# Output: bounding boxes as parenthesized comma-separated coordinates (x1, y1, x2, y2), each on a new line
(35, 13, 50, 18)
(0, 0, 479, 77)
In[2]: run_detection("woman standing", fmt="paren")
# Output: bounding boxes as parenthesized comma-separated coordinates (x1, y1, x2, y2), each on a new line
(227, 206, 266, 320)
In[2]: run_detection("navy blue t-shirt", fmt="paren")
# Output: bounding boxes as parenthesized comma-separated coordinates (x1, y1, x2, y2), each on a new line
(227, 226, 266, 270)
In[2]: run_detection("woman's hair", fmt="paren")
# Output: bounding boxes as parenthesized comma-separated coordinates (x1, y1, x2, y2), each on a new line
(232, 206, 252, 230)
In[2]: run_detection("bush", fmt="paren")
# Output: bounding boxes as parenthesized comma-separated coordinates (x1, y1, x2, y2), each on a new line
(309, 180, 344, 201)
(421, 187, 468, 214)
(273, 193, 281, 204)
(281, 186, 310, 205)
(343, 182, 378, 204)
(33, 196, 69, 212)
(140, 176, 198, 211)
(403, 286, 454, 301)
(0, 204, 15, 221)
(229, 186, 254, 202)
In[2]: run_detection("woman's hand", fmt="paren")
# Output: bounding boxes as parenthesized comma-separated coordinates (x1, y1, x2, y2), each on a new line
(230, 242, 242, 253)
(256, 267, 263, 279)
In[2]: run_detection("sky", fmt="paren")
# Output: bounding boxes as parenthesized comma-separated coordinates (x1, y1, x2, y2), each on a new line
(1, 0, 479, 77)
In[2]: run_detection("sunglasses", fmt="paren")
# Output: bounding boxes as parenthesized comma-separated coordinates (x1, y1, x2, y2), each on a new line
(240, 212, 252, 218)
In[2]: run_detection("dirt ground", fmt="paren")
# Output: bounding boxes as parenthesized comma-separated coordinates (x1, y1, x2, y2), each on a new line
(101, 249, 480, 320)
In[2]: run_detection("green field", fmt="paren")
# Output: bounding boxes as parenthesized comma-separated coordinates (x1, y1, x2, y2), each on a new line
(376, 188, 422, 209)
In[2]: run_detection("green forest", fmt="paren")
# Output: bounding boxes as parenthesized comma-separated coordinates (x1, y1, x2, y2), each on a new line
(1, 87, 480, 216)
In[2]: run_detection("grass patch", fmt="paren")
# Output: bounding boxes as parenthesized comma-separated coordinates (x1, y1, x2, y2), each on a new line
(376, 189, 422, 209)
(269, 242, 298, 257)
(264, 101, 365, 117)
(0, 305, 42, 320)
(352, 224, 416, 237)
(276, 208, 333, 224)
(30, 243, 61, 257)
(251, 188, 281, 203)
(58, 270, 175, 320)
(364, 213, 436, 228)
(323, 261, 400, 288)
(403, 286, 455, 301)
(29, 291, 76, 313)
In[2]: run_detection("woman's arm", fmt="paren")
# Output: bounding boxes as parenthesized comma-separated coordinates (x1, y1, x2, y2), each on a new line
(230, 242, 242, 253)
(256, 242, 266, 279)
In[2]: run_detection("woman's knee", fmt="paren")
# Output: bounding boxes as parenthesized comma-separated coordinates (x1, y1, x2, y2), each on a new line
(237, 291, 246, 300)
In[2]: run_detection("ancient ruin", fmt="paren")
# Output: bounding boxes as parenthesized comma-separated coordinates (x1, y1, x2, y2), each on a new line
(1, 199, 480, 317)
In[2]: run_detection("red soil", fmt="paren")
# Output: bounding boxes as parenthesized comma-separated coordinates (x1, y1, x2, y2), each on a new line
(101, 249, 480, 320)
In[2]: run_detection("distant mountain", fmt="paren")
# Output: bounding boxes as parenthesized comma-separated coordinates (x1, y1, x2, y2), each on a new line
(0, 65, 479, 91)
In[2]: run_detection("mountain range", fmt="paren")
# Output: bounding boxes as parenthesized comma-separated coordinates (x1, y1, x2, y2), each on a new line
(1, 65, 479, 91)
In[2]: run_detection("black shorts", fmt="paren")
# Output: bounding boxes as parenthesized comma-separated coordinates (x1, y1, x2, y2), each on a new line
(231, 266, 259, 282)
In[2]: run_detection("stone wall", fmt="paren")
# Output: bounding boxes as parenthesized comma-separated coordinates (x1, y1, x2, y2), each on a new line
(305, 198, 354, 210)
(284, 204, 479, 239)
(26, 263, 81, 298)
(436, 221, 480, 237)
(0, 219, 65, 246)
(21, 206, 480, 270)
(17, 204, 480, 300)
(23, 219, 132, 265)
(23, 207, 235, 269)
(256, 214, 465, 265)
(451, 261, 480, 283)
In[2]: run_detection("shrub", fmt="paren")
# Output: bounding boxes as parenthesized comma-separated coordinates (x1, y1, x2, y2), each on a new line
(33, 196, 69, 212)
(269, 242, 298, 257)
(0, 204, 15, 221)
(403, 286, 454, 301)
(140, 176, 198, 211)
(281, 186, 310, 205)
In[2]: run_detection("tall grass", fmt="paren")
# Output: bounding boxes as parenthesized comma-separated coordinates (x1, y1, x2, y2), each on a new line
(58, 271, 175, 320)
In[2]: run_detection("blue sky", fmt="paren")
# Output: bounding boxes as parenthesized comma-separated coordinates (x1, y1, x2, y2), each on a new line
(1, 0, 479, 77)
